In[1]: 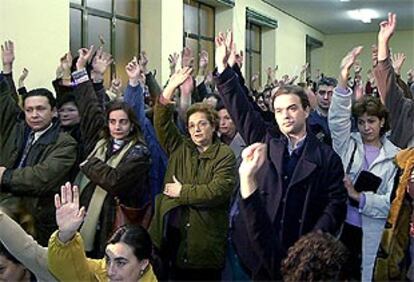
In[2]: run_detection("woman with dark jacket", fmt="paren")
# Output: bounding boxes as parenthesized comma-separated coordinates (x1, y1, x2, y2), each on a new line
(70, 46, 151, 258)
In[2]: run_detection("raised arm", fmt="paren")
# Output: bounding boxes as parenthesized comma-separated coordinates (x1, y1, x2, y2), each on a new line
(329, 46, 363, 161)
(374, 13, 414, 148)
(215, 31, 268, 144)
(48, 183, 103, 281)
(1, 40, 19, 103)
(154, 67, 192, 155)
(71, 46, 107, 156)
(0, 75, 21, 139)
(0, 210, 55, 281)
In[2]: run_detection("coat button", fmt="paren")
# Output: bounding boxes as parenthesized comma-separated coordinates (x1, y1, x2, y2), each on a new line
(184, 259, 188, 263)
(186, 223, 191, 228)
(283, 175, 288, 180)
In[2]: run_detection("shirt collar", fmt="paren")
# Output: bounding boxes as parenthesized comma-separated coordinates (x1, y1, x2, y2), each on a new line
(287, 134, 307, 156)
(33, 123, 53, 143)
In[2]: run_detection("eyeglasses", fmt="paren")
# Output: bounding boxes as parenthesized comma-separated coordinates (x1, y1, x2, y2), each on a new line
(188, 120, 210, 131)
(317, 90, 333, 96)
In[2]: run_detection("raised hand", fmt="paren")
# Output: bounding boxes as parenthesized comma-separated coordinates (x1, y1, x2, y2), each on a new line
(125, 56, 141, 86)
(55, 182, 86, 243)
(138, 51, 149, 74)
(163, 67, 193, 100)
(353, 60, 362, 74)
(109, 76, 123, 97)
(18, 68, 29, 88)
(60, 51, 73, 77)
(391, 52, 406, 75)
(239, 143, 267, 198)
(235, 50, 244, 69)
(266, 67, 275, 85)
(181, 47, 194, 68)
(251, 73, 259, 91)
(378, 12, 397, 44)
(76, 45, 94, 71)
(378, 13, 397, 61)
(198, 50, 209, 74)
(92, 47, 113, 75)
(371, 44, 378, 67)
(339, 46, 363, 88)
(215, 30, 232, 73)
(1, 40, 15, 74)
(168, 52, 180, 76)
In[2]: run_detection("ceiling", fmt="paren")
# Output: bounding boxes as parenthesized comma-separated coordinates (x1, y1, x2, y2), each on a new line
(263, 0, 414, 34)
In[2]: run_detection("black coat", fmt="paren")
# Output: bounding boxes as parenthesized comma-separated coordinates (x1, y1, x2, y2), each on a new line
(216, 67, 347, 280)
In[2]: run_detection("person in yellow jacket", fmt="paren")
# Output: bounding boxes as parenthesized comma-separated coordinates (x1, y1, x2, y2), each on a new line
(48, 182, 158, 282)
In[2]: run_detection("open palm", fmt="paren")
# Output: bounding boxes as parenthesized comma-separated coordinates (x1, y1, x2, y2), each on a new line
(55, 182, 85, 239)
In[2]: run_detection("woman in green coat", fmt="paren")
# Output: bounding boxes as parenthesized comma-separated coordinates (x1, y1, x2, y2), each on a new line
(149, 67, 236, 281)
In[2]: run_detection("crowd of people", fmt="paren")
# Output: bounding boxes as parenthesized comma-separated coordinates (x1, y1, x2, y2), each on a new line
(0, 12, 414, 281)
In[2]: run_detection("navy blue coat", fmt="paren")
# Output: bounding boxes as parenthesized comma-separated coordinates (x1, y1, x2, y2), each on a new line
(216, 67, 347, 280)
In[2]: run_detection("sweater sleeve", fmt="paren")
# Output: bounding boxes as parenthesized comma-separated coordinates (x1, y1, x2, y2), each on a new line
(328, 87, 354, 164)
(374, 58, 414, 148)
(48, 231, 106, 281)
(0, 211, 57, 281)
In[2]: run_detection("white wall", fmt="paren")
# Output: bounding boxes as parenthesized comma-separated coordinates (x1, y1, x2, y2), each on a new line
(0, 0, 70, 90)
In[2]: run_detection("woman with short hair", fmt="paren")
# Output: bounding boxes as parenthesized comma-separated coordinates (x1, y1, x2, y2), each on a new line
(149, 67, 236, 281)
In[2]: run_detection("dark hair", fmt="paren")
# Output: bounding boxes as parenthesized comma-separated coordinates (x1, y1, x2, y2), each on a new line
(186, 102, 219, 131)
(23, 88, 57, 109)
(282, 232, 349, 282)
(272, 85, 310, 110)
(57, 93, 77, 109)
(352, 95, 389, 136)
(0, 243, 20, 264)
(317, 77, 338, 88)
(101, 100, 144, 143)
(107, 225, 152, 261)
(0, 198, 36, 237)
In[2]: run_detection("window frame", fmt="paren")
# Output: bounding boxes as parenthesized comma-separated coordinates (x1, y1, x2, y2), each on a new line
(70, 0, 140, 81)
(245, 20, 262, 88)
(183, 0, 216, 73)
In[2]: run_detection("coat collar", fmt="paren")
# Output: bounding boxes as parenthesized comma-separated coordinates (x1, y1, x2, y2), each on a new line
(268, 133, 322, 186)
(26, 119, 61, 145)
(187, 135, 222, 160)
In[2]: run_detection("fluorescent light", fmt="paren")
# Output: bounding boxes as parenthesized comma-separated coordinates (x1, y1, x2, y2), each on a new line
(340, 0, 350, 2)
(348, 9, 379, 24)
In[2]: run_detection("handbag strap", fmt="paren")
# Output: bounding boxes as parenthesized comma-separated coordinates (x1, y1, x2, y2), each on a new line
(346, 143, 358, 174)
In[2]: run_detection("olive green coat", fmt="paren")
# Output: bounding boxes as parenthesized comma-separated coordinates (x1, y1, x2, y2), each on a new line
(149, 102, 236, 269)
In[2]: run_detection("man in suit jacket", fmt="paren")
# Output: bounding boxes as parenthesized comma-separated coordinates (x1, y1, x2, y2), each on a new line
(214, 31, 347, 280)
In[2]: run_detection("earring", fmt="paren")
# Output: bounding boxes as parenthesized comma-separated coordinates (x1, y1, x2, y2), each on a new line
(139, 268, 145, 278)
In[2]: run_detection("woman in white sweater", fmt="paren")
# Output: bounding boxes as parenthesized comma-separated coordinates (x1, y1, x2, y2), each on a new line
(328, 46, 400, 281)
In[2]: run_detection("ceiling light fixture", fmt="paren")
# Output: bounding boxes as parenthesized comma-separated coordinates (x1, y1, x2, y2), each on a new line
(340, 0, 350, 2)
(348, 9, 379, 23)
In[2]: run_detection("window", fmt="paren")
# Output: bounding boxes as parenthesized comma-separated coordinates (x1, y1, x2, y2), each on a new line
(183, 0, 215, 73)
(70, 0, 140, 87)
(245, 21, 262, 88)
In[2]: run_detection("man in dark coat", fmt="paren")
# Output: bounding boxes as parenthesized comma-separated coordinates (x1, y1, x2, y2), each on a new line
(0, 72, 77, 246)
(214, 31, 347, 280)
